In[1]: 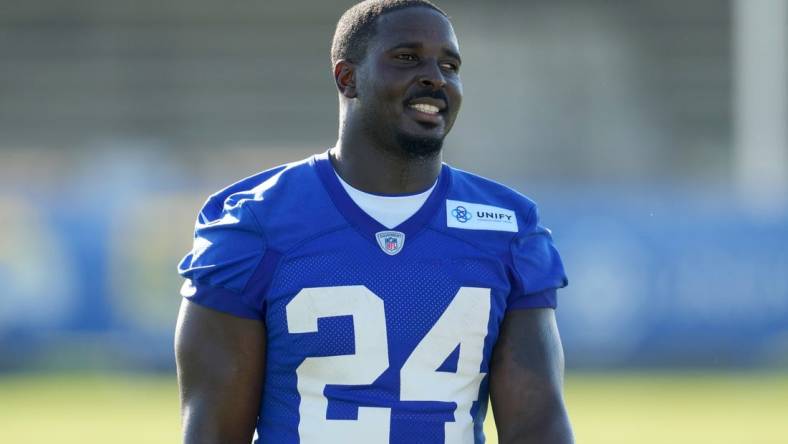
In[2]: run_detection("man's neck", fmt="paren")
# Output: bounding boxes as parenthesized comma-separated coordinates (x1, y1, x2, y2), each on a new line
(330, 136, 442, 195)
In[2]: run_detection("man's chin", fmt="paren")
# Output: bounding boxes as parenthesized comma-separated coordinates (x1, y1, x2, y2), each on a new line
(395, 131, 444, 159)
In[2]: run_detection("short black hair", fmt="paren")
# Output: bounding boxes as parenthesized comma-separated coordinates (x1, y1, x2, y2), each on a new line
(331, 0, 448, 66)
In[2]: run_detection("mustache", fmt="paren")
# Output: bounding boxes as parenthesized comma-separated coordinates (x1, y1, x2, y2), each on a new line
(405, 89, 448, 104)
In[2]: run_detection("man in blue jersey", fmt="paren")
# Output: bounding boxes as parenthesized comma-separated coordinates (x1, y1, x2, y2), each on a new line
(175, 1, 573, 443)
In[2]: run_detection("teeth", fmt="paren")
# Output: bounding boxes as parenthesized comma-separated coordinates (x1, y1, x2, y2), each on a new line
(410, 103, 440, 114)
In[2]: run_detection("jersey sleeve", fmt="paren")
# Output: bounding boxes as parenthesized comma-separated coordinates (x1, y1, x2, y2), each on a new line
(177, 195, 270, 320)
(507, 204, 568, 310)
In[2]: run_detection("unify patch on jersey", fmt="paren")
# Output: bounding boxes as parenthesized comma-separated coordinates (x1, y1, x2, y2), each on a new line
(375, 230, 405, 255)
(446, 200, 519, 232)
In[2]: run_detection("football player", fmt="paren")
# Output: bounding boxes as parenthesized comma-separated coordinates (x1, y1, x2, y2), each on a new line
(175, 1, 573, 443)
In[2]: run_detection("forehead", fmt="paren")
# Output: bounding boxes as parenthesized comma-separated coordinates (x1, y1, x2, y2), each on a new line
(369, 7, 459, 53)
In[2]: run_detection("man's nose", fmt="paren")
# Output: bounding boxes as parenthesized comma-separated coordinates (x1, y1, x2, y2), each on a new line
(418, 61, 447, 90)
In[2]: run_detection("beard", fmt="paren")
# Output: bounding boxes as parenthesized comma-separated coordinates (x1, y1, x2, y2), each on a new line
(357, 102, 447, 160)
(395, 130, 444, 159)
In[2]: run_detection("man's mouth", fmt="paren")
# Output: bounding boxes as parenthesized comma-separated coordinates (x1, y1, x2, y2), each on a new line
(405, 97, 447, 125)
(408, 103, 441, 115)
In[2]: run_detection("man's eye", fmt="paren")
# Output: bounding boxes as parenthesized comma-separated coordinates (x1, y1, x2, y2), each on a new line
(441, 62, 459, 72)
(396, 54, 418, 62)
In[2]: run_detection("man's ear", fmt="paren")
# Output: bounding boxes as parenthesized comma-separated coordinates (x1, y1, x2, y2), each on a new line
(334, 60, 357, 98)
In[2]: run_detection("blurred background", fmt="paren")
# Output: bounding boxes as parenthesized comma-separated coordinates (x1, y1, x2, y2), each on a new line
(1, 0, 786, 443)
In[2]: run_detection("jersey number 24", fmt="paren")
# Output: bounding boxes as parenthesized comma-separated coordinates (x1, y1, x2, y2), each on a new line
(286, 286, 491, 443)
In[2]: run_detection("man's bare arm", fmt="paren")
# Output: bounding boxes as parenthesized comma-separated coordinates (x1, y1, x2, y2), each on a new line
(489, 308, 574, 444)
(174, 299, 266, 444)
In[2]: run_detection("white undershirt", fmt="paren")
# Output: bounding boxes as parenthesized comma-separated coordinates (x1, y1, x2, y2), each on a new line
(335, 170, 436, 229)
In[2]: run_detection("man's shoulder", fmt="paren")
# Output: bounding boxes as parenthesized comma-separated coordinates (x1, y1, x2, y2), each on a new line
(196, 154, 343, 249)
(445, 165, 539, 234)
(202, 156, 315, 212)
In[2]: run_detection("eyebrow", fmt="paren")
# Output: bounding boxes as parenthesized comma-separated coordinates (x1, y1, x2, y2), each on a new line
(387, 42, 462, 64)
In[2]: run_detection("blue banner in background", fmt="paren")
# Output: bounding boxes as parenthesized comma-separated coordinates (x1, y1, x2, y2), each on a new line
(537, 186, 788, 368)
(1, 185, 787, 370)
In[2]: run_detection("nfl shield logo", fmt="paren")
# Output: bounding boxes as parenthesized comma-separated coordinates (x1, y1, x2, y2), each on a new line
(375, 230, 405, 256)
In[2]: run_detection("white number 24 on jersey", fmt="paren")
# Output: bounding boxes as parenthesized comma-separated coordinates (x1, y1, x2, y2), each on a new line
(286, 286, 491, 444)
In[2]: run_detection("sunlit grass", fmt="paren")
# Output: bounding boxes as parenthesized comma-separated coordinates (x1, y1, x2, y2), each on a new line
(0, 373, 180, 444)
(561, 372, 788, 444)
(1, 372, 785, 444)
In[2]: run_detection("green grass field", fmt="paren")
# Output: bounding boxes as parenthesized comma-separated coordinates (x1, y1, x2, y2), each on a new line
(0, 372, 785, 444)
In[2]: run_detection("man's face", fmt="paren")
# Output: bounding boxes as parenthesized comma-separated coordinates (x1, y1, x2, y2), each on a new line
(353, 7, 463, 157)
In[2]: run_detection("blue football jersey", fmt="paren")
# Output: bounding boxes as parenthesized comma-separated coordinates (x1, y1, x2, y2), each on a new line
(178, 151, 567, 444)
